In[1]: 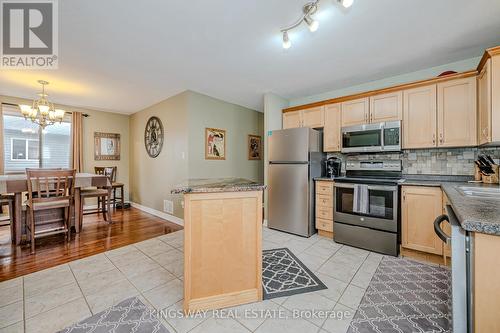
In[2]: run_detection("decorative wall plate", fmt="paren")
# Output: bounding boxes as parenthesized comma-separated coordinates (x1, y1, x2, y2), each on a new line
(144, 116, 164, 158)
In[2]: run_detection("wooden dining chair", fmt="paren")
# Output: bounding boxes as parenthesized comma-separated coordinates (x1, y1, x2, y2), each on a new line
(81, 168, 112, 223)
(0, 194, 15, 242)
(25, 169, 76, 254)
(95, 166, 124, 210)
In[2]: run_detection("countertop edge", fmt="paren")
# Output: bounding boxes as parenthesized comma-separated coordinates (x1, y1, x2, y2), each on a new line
(171, 185, 266, 195)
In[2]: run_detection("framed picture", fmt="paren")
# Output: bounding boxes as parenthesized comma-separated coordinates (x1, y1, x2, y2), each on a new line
(205, 128, 226, 160)
(248, 135, 262, 160)
(94, 132, 120, 160)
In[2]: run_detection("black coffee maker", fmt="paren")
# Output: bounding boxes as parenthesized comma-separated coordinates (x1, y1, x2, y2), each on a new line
(325, 157, 342, 178)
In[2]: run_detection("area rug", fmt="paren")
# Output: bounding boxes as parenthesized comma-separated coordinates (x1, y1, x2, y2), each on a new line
(262, 247, 327, 299)
(348, 257, 451, 333)
(58, 297, 170, 333)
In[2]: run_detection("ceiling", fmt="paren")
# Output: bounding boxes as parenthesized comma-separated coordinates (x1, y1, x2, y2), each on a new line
(1, 0, 500, 114)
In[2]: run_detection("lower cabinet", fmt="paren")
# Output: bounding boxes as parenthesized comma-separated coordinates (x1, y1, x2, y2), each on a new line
(401, 186, 443, 255)
(315, 181, 334, 238)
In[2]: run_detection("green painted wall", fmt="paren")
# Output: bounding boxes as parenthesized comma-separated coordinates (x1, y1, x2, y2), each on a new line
(288, 57, 481, 107)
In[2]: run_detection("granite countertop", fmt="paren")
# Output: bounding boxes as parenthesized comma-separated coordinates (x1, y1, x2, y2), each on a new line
(400, 175, 500, 236)
(314, 176, 344, 182)
(401, 174, 474, 187)
(171, 178, 266, 194)
(441, 182, 500, 236)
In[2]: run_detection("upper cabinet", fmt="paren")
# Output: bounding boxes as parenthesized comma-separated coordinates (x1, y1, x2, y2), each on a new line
(478, 59, 492, 145)
(478, 49, 500, 145)
(437, 77, 477, 147)
(283, 110, 301, 129)
(370, 91, 403, 123)
(341, 98, 369, 127)
(403, 77, 477, 149)
(283, 106, 324, 129)
(302, 106, 325, 128)
(403, 84, 437, 149)
(341, 93, 402, 127)
(324, 103, 342, 152)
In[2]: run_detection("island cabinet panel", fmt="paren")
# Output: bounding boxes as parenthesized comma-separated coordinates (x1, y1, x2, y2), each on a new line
(302, 106, 325, 128)
(341, 97, 369, 127)
(283, 110, 302, 129)
(183, 191, 262, 312)
(401, 186, 443, 255)
(437, 77, 477, 147)
(478, 58, 492, 145)
(473, 232, 500, 333)
(323, 103, 342, 152)
(403, 84, 437, 149)
(369, 91, 403, 123)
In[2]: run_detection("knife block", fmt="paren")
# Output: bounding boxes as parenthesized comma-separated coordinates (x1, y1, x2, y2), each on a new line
(482, 165, 499, 184)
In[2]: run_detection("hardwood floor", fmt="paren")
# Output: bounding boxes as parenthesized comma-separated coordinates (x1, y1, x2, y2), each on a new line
(0, 207, 183, 281)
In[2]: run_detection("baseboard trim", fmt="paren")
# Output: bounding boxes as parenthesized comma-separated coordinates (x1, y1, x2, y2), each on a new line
(130, 202, 184, 226)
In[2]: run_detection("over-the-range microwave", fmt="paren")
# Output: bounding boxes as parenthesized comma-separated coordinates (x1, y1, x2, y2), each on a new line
(341, 121, 401, 153)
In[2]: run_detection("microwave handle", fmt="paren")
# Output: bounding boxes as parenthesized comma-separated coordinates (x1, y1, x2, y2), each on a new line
(380, 123, 385, 150)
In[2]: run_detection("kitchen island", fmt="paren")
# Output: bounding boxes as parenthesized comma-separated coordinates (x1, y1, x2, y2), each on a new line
(172, 178, 265, 312)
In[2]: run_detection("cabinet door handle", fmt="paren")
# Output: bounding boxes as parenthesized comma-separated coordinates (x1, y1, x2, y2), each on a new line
(439, 133, 444, 144)
(432, 134, 436, 145)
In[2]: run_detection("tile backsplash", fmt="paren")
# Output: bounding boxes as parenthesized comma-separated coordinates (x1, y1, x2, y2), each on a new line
(327, 147, 500, 176)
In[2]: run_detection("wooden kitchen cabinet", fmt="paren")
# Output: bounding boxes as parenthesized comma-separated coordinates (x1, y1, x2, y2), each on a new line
(403, 84, 437, 149)
(283, 110, 302, 129)
(473, 232, 500, 333)
(302, 106, 325, 128)
(283, 107, 324, 129)
(369, 91, 403, 123)
(437, 77, 477, 147)
(341, 98, 369, 127)
(478, 58, 492, 145)
(315, 181, 334, 238)
(401, 186, 443, 255)
(323, 103, 342, 152)
(477, 48, 500, 145)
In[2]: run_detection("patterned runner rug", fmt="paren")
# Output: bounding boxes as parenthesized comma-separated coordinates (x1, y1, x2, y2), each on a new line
(58, 297, 170, 333)
(348, 257, 451, 333)
(262, 247, 327, 299)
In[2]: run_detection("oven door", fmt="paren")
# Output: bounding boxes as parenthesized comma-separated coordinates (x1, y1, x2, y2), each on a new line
(341, 123, 383, 153)
(335, 183, 398, 232)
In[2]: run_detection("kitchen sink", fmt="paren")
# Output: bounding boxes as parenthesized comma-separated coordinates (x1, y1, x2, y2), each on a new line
(457, 186, 500, 200)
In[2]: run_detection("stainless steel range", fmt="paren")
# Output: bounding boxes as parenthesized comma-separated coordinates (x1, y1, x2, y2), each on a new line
(334, 160, 403, 256)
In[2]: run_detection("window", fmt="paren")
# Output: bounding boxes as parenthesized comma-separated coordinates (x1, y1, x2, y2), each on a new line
(11, 138, 40, 160)
(2, 105, 72, 173)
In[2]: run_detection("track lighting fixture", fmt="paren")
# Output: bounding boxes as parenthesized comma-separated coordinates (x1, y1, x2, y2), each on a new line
(279, 0, 354, 49)
(304, 15, 319, 32)
(339, 0, 354, 8)
(282, 31, 291, 49)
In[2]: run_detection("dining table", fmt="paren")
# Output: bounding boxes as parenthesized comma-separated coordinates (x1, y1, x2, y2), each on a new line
(0, 173, 112, 245)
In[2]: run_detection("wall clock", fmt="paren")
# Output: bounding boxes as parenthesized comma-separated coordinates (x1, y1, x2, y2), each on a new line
(144, 116, 164, 158)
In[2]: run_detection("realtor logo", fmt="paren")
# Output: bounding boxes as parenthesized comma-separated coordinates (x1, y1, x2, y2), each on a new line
(1, 0, 58, 69)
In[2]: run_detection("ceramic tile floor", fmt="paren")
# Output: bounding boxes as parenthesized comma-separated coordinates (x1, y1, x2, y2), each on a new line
(0, 227, 384, 333)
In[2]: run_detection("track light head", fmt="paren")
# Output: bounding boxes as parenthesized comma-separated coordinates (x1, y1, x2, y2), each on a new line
(338, 0, 354, 8)
(282, 31, 291, 49)
(304, 16, 319, 32)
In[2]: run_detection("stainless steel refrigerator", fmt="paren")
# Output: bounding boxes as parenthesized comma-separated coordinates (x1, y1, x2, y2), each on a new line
(268, 128, 325, 237)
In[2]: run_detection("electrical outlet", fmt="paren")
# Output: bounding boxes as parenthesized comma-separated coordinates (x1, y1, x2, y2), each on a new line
(163, 200, 174, 214)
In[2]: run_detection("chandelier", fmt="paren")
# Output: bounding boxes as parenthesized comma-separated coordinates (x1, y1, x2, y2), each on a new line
(18, 80, 65, 128)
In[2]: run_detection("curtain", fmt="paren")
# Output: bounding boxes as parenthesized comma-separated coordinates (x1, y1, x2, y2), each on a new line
(71, 111, 83, 172)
